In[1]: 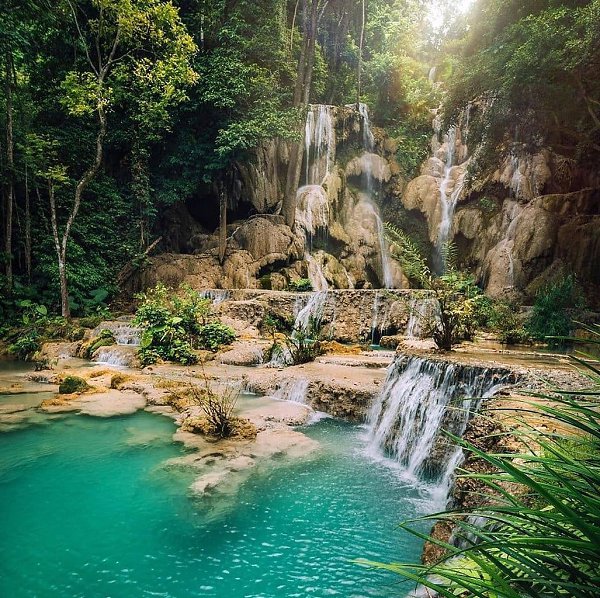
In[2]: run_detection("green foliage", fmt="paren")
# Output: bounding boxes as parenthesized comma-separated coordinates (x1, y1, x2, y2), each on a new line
(359, 325, 600, 597)
(134, 283, 233, 364)
(59, 376, 89, 394)
(289, 278, 313, 292)
(8, 332, 41, 361)
(443, 0, 600, 170)
(478, 196, 497, 214)
(385, 224, 485, 349)
(83, 329, 116, 359)
(197, 322, 236, 352)
(486, 300, 532, 345)
(526, 275, 584, 346)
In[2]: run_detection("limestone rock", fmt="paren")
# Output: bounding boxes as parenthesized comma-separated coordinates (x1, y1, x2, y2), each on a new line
(345, 153, 392, 183)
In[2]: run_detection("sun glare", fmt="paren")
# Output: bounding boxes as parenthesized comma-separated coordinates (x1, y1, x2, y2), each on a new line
(427, 0, 477, 32)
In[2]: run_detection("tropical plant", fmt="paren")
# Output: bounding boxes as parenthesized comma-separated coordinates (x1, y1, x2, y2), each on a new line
(197, 322, 236, 352)
(289, 278, 313, 292)
(526, 274, 584, 347)
(385, 224, 483, 350)
(8, 332, 41, 360)
(134, 283, 235, 365)
(359, 323, 600, 597)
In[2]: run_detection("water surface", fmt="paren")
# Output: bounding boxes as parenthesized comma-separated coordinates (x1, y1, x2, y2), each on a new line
(0, 388, 427, 597)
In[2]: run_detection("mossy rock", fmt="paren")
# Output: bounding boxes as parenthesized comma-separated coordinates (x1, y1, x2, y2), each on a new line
(59, 376, 90, 394)
(110, 373, 131, 389)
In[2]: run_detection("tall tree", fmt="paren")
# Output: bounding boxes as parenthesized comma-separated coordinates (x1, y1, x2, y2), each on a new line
(53, 0, 197, 317)
(283, 0, 319, 228)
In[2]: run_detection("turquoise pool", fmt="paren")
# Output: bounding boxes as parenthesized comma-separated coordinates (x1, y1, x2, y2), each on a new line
(0, 395, 428, 597)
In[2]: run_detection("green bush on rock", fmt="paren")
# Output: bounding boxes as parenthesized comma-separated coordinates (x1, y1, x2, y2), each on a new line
(59, 376, 89, 394)
(133, 283, 236, 365)
(8, 332, 41, 361)
(526, 275, 584, 347)
(198, 322, 236, 352)
(289, 279, 313, 292)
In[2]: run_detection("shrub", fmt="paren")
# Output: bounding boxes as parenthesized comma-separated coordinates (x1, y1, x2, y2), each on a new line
(83, 329, 116, 359)
(134, 283, 213, 365)
(8, 332, 41, 361)
(185, 381, 243, 439)
(59, 376, 89, 394)
(198, 322, 236, 352)
(289, 278, 313, 292)
(269, 318, 325, 366)
(487, 300, 532, 345)
(526, 275, 584, 346)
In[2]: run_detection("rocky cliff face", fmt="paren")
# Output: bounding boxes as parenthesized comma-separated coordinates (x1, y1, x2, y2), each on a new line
(394, 108, 600, 304)
(137, 105, 406, 293)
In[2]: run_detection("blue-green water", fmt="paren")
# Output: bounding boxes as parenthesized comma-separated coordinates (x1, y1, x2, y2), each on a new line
(0, 400, 428, 597)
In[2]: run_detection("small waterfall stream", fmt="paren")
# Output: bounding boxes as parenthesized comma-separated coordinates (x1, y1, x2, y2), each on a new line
(366, 355, 514, 501)
(434, 106, 471, 273)
(359, 104, 394, 288)
(304, 105, 335, 186)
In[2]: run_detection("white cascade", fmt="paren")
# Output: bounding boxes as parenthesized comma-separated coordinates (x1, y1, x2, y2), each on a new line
(434, 107, 471, 273)
(274, 378, 310, 405)
(294, 290, 329, 334)
(304, 105, 335, 186)
(296, 106, 336, 290)
(93, 346, 136, 367)
(404, 298, 440, 339)
(200, 289, 232, 305)
(358, 103, 394, 288)
(370, 290, 392, 345)
(367, 355, 512, 496)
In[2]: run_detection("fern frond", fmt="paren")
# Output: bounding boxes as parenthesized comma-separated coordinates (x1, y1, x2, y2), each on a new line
(384, 223, 432, 288)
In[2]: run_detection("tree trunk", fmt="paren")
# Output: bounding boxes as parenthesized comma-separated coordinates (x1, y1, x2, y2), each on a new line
(357, 0, 365, 106)
(283, 0, 319, 229)
(48, 181, 70, 318)
(58, 254, 70, 319)
(131, 138, 151, 250)
(24, 165, 31, 282)
(52, 104, 107, 318)
(4, 51, 14, 290)
(219, 186, 227, 265)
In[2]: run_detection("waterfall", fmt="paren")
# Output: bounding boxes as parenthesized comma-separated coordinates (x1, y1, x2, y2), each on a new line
(93, 346, 137, 367)
(304, 105, 335, 186)
(294, 290, 329, 334)
(296, 106, 336, 290)
(434, 107, 472, 273)
(200, 289, 232, 305)
(114, 326, 142, 347)
(366, 355, 513, 497)
(275, 378, 310, 404)
(370, 290, 392, 345)
(358, 103, 394, 288)
(404, 298, 439, 339)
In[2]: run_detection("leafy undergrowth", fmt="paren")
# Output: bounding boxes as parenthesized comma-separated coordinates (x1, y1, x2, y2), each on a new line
(133, 283, 236, 366)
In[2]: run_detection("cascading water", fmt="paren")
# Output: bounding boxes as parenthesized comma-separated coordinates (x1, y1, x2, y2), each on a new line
(296, 105, 336, 290)
(404, 298, 439, 339)
(294, 290, 329, 334)
(274, 378, 310, 405)
(370, 290, 392, 345)
(366, 355, 514, 501)
(304, 105, 336, 186)
(359, 104, 394, 288)
(200, 289, 232, 305)
(434, 107, 471, 273)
